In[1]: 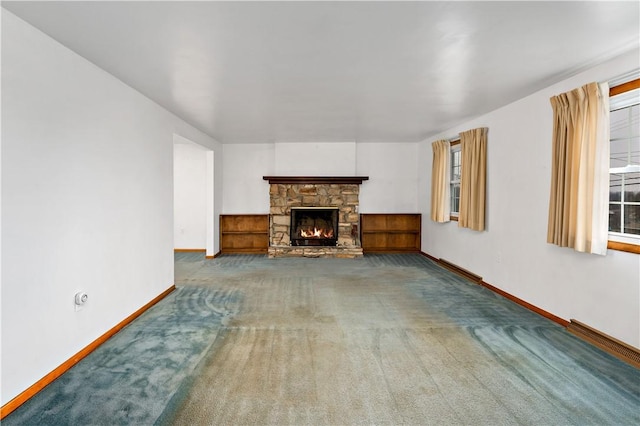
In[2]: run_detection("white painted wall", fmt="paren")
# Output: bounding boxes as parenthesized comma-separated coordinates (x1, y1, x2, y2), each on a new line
(206, 151, 216, 257)
(222, 143, 273, 214)
(357, 143, 419, 213)
(1, 11, 222, 404)
(419, 50, 640, 348)
(274, 142, 356, 175)
(222, 141, 419, 215)
(173, 140, 207, 249)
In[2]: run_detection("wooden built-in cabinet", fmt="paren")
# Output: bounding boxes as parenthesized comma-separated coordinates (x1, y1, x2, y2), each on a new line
(220, 214, 269, 254)
(360, 213, 421, 253)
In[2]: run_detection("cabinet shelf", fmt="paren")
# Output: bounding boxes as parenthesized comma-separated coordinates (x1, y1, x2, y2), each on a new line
(220, 214, 269, 254)
(362, 229, 419, 234)
(360, 214, 421, 253)
(222, 230, 269, 235)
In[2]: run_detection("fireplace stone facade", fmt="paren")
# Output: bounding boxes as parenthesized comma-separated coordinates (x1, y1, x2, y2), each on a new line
(265, 177, 367, 258)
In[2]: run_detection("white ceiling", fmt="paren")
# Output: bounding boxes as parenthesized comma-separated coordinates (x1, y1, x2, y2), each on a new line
(3, 1, 639, 144)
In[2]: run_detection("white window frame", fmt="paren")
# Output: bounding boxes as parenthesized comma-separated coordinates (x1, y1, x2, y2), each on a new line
(450, 142, 461, 219)
(608, 77, 640, 248)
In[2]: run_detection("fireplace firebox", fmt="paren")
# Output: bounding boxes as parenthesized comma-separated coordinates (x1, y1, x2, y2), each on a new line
(290, 207, 339, 246)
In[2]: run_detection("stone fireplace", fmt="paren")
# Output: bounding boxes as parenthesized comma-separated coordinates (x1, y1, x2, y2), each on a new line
(263, 176, 368, 258)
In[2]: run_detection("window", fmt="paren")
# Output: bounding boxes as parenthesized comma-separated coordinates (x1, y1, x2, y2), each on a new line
(450, 141, 461, 219)
(609, 78, 640, 251)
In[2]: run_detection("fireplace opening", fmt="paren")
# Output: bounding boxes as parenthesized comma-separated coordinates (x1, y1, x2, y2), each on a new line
(290, 207, 339, 246)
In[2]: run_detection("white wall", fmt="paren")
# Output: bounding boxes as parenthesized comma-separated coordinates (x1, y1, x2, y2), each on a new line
(206, 150, 217, 257)
(419, 50, 640, 348)
(173, 140, 207, 249)
(1, 11, 222, 404)
(222, 143, 273, 214)
(275, 142, 356, 175)
(222, 142, 419, 215)
(357, 143, 419, 213)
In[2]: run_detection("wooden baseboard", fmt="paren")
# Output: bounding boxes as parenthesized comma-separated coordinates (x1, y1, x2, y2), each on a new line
(0, 285, 176, 420)
(480, 281, 569, 327)
(419, 251, 439, 262)
(421, 251, 568, 327)
(438, 258, 483, 284)
(220, 248, 268, 254)
(567, 320, 640, 368)
(363, 248, 421, 254)
(206, 250, 222, 259)
(174, 249, 220, 259)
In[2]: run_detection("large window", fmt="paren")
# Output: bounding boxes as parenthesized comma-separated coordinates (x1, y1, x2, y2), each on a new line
(609, 78, 640, 248)
(450, 141, 461, 219)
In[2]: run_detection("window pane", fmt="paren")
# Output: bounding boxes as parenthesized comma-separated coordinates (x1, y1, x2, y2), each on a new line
(610, 173, 622, 202)
(631, 136, 639, 166)
(609, 204, 621, 232)
(451, 151, 461, 181)
(630, 104, 640, 134)
(625, 172, 640, 202)
(624, 205, 640, 235)
(610, 93, 639, 238)
(610, 138, 629, 168)
(610, 107, 632, 140)
(451, 184, 460, 213)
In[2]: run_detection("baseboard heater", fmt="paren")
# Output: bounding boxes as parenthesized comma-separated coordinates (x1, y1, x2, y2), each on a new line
(567, 320, 640, 368)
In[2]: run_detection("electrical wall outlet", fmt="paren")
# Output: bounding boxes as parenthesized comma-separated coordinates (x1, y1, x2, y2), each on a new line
(74, 292, 88, 311)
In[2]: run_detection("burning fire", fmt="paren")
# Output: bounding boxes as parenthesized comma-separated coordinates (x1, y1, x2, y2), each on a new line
(300, 227, 334, 239)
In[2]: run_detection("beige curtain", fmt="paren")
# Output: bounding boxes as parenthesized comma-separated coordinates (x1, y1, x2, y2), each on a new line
(459, 128, 488, 231)
(430, 140, 451, 222)
(547, 82, 610, 255)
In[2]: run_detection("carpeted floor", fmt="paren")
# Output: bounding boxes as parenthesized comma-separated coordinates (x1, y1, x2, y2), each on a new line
(4, 253, 639, 425)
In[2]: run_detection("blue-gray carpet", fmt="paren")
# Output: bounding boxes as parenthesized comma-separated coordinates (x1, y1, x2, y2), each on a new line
(4, 254, 639, 425)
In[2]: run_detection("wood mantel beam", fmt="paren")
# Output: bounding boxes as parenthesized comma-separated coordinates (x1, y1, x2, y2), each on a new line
(263, 176, 369, 185)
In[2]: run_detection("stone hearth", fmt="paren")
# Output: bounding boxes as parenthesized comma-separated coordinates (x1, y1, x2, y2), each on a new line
(264, 176, 368, 258)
